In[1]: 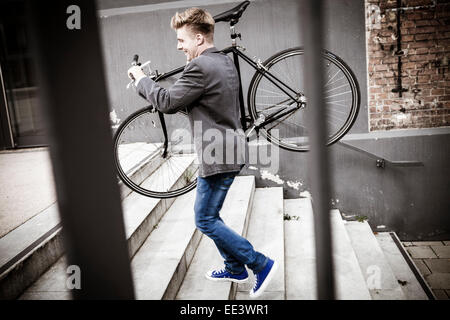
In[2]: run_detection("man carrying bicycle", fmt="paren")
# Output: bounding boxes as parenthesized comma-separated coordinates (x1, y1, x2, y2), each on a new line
(127, 7, 277, 299)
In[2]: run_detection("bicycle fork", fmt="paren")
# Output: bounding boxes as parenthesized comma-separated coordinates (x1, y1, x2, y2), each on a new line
(157, 111, 169, 158)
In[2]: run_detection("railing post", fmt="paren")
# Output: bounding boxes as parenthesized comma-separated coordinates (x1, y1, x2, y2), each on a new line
(301, 0, 336, 300)
(27, 0, 135, 299)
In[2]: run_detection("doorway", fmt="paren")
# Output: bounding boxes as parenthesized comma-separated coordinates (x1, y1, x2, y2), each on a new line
(0, 0, 48, 149)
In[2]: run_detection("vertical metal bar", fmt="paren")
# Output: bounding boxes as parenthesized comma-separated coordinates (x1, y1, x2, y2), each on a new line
(27, 0, 134, 299)
(392, 0, 407, 97)
(396, 0, 403, 97)
(232, 50, 248, 131)
(0, 63, 15, 148)
(301, 0, 336, 300)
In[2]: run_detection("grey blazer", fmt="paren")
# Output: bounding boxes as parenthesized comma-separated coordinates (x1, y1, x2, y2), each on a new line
(137, 47, 248, 178)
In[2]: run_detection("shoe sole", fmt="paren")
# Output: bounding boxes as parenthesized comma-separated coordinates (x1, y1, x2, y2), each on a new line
(205, 273, 249, 284)
(249, 260, 278, 299)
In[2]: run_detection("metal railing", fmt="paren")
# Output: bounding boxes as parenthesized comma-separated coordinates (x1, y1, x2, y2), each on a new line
(337, 141, 424, 168)
(301, 0, 336, 300)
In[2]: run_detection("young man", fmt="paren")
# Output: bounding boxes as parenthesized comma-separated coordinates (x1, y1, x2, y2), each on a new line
(127, 7, 277, 299)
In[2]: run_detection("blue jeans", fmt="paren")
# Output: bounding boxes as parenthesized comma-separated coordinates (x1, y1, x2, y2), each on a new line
(194, 171, 268, 274)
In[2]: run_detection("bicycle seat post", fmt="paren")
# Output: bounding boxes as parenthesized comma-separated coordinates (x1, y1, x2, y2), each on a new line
(230, 23, 241, 47)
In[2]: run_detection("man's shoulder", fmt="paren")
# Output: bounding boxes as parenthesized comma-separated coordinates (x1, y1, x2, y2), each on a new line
(191, 51, 228, 70)
(191, 54, 214, 67)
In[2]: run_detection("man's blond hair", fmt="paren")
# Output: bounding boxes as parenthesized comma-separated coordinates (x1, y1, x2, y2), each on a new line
(170, 8, 215, 42)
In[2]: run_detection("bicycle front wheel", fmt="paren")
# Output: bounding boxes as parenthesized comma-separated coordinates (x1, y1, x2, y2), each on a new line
(113, 108, 198, 198)
(247, 47, 360, 152)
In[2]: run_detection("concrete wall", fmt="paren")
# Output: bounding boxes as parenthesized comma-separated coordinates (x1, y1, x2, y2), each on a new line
(330, 129, 450, 241)
(240, 126, 450, 240)
(98, 0, 449, 240)
(99, 0, 368, 133)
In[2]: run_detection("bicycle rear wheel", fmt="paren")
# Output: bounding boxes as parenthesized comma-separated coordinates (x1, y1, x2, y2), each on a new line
(113, 108, 198, 198)
(247, 47, 360, 152)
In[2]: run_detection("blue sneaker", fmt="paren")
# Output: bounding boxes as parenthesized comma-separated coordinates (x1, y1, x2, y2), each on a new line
(205, 268, 249, 283)
(250, 259, 278, 298)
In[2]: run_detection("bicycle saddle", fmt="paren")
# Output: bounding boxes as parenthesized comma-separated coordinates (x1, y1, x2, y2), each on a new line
(213, 1, 250, 25)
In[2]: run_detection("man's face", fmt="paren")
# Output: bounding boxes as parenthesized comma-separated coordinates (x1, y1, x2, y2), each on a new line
(176, 25, 199, 62)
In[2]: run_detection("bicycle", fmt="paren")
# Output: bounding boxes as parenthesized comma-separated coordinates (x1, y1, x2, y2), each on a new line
(113, 1, 360, 198)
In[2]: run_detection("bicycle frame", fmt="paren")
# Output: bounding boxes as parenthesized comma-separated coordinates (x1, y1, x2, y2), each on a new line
(153, 46, 303, 133)
(224, 46, 302, 131)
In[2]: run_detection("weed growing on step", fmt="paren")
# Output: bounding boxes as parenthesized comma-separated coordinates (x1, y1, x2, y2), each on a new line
(284, 214, 300, 221)
(356, 215, 368, 223)
(183, 168, 194, 184)
(398, 279, 408, 286)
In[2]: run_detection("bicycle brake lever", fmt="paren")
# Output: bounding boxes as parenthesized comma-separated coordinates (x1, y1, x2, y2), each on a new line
(126, 80, 134, 90)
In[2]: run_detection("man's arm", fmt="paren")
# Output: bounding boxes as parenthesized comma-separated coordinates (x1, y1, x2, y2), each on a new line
(136, 61, 204, 114)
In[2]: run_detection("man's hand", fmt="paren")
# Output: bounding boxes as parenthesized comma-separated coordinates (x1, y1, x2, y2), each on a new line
(127, 65, 146, 84)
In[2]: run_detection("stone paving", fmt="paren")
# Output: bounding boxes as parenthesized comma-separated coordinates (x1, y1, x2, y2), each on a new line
(402, 241, 450, 300)
(0, 148, 56, 238)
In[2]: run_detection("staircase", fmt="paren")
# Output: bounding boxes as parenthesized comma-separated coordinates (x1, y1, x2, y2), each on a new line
(1, 161, 432, 300)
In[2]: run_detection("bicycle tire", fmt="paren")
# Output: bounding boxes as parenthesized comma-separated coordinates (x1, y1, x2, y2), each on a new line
(247, 47, 360, 152)
(113, 107, 198, 198)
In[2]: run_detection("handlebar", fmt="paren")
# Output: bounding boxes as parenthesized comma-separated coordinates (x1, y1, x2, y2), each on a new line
(132, 54, 140, 66)
(127, 54, 159, 113)
(127, 54, 153, 89)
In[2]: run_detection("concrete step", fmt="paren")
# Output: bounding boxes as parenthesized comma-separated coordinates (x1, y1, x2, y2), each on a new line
(131, 189, 200, 299)
(175, 176, 255, 300)
(19, 190, 199, 300)
(16, 156, 196, 300)
(331, 209, 371, 300)
(18, 256, 70, 300)
(0, 203, 63, 300)
(284, 198, 316, 299)
(117, 142, 163, 199)
(121, 155, 198, 258)
(284, 197, 371, 300)
(235, 187, 284, 300)
(375, 232, 430, 300)
(345, 221, 406, 299)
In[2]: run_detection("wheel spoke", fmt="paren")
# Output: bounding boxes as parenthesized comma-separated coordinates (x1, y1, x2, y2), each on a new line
(323, 83, 349, 94)
(257, 87, 285, 97)
(324, 90, 353, 99)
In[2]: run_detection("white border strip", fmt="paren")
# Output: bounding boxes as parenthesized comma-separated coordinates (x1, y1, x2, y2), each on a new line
(98, 0, 258, 18)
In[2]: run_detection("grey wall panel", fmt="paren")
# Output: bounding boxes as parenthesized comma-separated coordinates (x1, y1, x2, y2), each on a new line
(330, 133, 450, 240)
(240, 130, 450, 240)
(99, 0, 368, 134)
(98, 0, 450, 240)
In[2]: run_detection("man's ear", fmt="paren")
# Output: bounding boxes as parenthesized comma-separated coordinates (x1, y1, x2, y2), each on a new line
(196, 33, 205, 46)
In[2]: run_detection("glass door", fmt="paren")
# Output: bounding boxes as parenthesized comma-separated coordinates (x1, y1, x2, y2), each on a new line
(0, 0, 48, 149)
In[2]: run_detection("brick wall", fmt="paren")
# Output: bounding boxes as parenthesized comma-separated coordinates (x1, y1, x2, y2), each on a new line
(366, 0, 450, 131)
